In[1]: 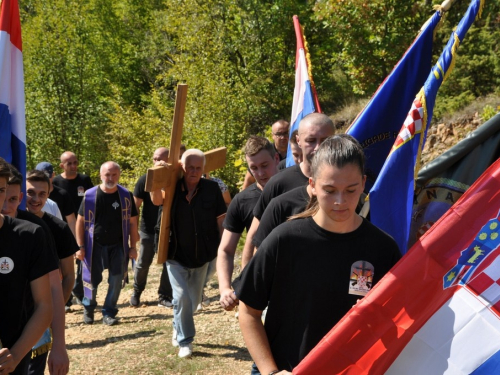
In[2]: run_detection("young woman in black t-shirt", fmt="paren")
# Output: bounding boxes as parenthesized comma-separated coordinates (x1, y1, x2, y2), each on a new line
(237, 135, 401, 374)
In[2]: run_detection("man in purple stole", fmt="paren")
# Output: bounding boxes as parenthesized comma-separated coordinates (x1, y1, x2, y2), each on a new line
(75, 162, 139, 326)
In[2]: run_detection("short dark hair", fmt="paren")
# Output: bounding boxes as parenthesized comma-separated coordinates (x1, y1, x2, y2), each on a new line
(7, 164, 23, 186)
(0, 157, 11, 181)
(244, 136, 276, 159)
(290, 130, 299, 145)
(26, 169, 51, 188)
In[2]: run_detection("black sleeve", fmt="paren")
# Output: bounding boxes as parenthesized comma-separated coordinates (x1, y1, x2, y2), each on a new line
(130, 192, 139, 217)
(237, 232, 279, 311)
(133, 175, 147, 200)
(253, 200, 281, 248)
(223, 197, 244, 234)
(214, 186, 227, 217)
(83, 175, 94, 190)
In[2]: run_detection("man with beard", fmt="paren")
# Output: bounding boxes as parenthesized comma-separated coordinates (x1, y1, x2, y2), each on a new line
(75, 162, 139, 326)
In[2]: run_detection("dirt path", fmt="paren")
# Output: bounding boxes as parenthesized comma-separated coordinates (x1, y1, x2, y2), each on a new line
(60, 256, 252, 374)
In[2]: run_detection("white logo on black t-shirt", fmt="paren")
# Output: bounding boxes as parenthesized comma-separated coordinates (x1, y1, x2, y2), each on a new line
(112, 201, 120, 210)
(349, 260, 374, 296)
(0, 257, 14, 274)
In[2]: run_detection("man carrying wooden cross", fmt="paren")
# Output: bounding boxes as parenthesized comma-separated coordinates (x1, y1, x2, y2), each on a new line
(151, 149, 226, 358)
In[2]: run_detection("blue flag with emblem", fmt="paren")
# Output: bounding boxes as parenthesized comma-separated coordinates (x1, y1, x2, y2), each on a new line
(370, 0, 485, 255)
(346, 9, 442, 191)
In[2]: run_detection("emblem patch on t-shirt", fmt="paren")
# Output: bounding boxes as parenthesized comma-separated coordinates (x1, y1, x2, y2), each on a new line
(78, 186, 85, 196)
(349, 260, 374, 296)
(0, 257, 14, 274)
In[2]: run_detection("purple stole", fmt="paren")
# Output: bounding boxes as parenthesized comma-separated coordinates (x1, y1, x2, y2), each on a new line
(82, 185, 132, 299)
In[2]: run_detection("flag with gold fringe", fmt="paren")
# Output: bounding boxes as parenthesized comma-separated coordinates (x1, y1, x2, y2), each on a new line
(369, 0, 485, 255)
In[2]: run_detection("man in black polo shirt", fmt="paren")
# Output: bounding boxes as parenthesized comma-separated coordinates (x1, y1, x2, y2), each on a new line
(130, 147, 173, 308)
(217, 136, 279, 311)
(242, 113, 335, 267)
(151, 149, 226, 358)
(0, 158, 54, 375)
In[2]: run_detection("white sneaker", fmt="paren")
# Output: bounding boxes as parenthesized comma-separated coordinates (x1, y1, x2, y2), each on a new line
(196, 303, 202, 312)
(178, 344, 193, 358)
(201, 293, 210, 307)
(172, 328, 179, 347)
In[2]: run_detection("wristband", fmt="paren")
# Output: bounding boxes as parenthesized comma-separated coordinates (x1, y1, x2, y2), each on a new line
(78, 245, 84, 249)
(269, 371, 280, 375)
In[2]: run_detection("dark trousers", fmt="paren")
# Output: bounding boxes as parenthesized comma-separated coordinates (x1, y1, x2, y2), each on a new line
(133, 231, 172, 299)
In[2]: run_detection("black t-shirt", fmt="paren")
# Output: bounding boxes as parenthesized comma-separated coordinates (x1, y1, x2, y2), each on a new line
(277, 159, 287, 171)
(253, 185, 309, 248)
(168, 178, 227, 268)
(52, 173, 93, 216)
(223, 183, 262, 234)
(16, 210, 59, 264)
(133, 174, 158, 234)
(237, 217, 401, 371)
(78, 187, 138, 246)
(49, 185, 74, 221)
(253, 164, 309, 220)
(0, 216, 57, 349)
(41, 213, 78, 260)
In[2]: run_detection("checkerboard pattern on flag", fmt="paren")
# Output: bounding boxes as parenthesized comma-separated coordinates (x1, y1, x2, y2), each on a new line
(0, 0, 26, 207)
(393, 98, 424, 149)
(370, 0, 485, 254)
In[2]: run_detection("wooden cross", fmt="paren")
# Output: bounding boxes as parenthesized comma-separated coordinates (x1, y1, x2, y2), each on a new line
(144, 84, 227, 264)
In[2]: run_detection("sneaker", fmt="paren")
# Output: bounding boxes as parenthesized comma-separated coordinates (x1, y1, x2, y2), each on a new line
(103, 316, 118, 326)
(172, 327, 179, 347)
(178, 344, 193, 358)
(72, 296, 83, 306)
(65, 305, 71, 313)
(130, 291, 141, 307)
(196, 303, 203, 312)
(83, 310, 94, 325)
(158, 297, 173, 308)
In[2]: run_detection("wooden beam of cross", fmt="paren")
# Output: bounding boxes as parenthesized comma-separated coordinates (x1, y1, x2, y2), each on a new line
(145, 84, 227, 264)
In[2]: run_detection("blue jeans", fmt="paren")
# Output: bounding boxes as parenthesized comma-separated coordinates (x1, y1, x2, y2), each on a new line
(167, 260, 208, 346)
(250, 363, 261, 375)
(83, 243, 126, 318)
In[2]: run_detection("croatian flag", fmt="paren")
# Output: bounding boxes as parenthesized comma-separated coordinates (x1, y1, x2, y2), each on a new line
(346, 8, 442, 191)
(294, 157, 500, 374)
(0, 0, 26, 198)
(286, 16, 320, 168)
(370, 0, 484, 254)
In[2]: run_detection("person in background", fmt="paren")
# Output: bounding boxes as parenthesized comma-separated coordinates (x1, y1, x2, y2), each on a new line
(241, 120, 289, 190)
(217, 136, 279, 311)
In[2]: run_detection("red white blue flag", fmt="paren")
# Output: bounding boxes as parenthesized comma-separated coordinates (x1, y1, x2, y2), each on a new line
(370, 0, 485, 254)
(0, 0, 26, 198)
(286, 16, 320, 168)
(294, 156, 500, 374)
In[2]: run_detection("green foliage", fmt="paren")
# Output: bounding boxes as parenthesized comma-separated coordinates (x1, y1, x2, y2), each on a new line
(481, 105, 499, 122)
(314, 0, 428, 95)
